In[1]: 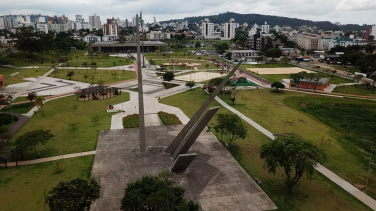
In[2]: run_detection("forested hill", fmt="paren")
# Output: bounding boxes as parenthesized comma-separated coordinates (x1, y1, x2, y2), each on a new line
(160, 12, 370, 31)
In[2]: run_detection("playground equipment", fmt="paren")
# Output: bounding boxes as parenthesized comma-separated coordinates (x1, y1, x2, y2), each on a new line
(233, 74, 251, 85)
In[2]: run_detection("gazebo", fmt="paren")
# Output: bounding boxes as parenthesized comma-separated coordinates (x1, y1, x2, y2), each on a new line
(77, 85, 122, 101)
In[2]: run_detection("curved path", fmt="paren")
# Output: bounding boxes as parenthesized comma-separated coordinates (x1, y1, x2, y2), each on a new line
(214, 96, 376, 210)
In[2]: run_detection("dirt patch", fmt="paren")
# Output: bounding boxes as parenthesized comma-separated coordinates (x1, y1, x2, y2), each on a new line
(354, 184, 365, 189)
(247, 67, 315, 75)
(162, 82, 179, 89)
(299, 119, 306, 124)
(301, 103, 307, 108)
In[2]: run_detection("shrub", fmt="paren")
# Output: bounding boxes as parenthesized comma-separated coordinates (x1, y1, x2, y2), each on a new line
(82, 62, 88, 66)
(91, 62, 97, 65)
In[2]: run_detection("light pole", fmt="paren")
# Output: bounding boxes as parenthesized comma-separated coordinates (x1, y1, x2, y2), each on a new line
(58, 114, 63, 159)
(361, 139, 373, 193)
(172, 60, 175, 74)
(189, 62, 192, 82)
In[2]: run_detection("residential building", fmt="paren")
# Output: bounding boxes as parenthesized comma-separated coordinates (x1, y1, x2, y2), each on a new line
(248, 23, 259, 37)
(327, 37, 367, 49)
(247, 33, 266, 51)
(89, 13, 101, 30)
(84, 35, 101, 43)
(222, 18, 236, 40)
(0, 18, 5, 30)
(296, 34, 324, 50)
(201, 18, 215, 39)
(16, 15, 31, 25)
(261, 22, 270, 34)
(147, 31, 171, 40)
(371, 24, 376, 37)
(103, 18, 119, 36)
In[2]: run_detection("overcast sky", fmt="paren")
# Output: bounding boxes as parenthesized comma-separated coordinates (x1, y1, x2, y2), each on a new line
(0, 0, 375, 25)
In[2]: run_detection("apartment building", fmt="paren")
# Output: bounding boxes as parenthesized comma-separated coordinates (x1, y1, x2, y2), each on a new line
(201, 18, 215, 39)
(247, 33, 266, 51)
(147, 31, 171, 40)
(89, 13, 101, 30)
(296, 34, 324, 50)
(103, 18, 119, 36)
(222, 18, 236, 40)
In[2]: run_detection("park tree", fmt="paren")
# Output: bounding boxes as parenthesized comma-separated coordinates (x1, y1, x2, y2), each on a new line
(265, 48, 282, 60)
(66, 71, 75, 80)
(34, 96, 46, 115)
(120, 171, 199, 211)
(260, 135, 327, 192)
(185, 81, 195, 90)
(226, 86, 239, 105)
(163, 71, 175, 83)
(281, 56, 290, 64)
(154, 49, 160, 54)
(0, 55, 13, 67)
(195, 41, 200, 48)
(14, 26, 37, 56)
(47, 178, 100, 211)
(208, 77, 231, 92)
(214, 113, 247, 146)
(271, 82, 285, 92)
(213, 42, 229, 55)
(0, 113, 18, 127)
(83, 74, 89, 82)
(290, 71, 307, 90)
(26, 92, 37, 102)
(14, 129, 54, 156)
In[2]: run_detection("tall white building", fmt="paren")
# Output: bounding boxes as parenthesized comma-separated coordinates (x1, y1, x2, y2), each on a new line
(222, 18, 236, 40)
(16, 15, 31, 24)
(371, 24, 376, 37)
(201, 18, 214, 39)
(104, 18, 119, 36)
(248, 23, 259, 37)
(89, 13, 101, 30)
(261, 22, 270, 34)
(0, 18, 5, 30)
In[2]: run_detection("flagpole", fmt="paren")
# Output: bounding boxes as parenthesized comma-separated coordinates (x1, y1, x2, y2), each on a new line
(141, 12, 146, 68)
(136, 14, 146, 153)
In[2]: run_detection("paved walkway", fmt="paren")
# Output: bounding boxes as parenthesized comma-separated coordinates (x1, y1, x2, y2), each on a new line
(110, 91, 189, 130)
(214, 96, 376, 210)
(13, 68, 55, 99)
(0, 112, 30, 138)
(0, 151, 96, 167)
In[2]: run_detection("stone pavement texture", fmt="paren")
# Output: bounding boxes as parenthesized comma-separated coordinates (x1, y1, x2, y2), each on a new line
(214, 95, 376, 210)
(90, 126, 277, 211)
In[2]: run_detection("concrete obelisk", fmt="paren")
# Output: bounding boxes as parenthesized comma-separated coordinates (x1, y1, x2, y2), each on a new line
(136, 14, 146, 153)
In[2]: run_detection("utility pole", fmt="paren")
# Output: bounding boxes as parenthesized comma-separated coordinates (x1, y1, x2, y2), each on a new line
(136, 14, 146, 153)
(141, 18, 146, 68)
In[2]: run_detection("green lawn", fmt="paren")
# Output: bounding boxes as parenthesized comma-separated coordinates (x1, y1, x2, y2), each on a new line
(63, 58, 135, 68)
(0, 156, 94, 211)
(6, 93, 130, 160)
(1, 102, 34, 114)
(0, 68, 50, 85)
(8, 51, 61, 67)
(50, 69, 136, 84)
(255, 72, 352, 84)
(158, 112, 182, 125)
(123, 114, 139, 128)
(333, 84, 376, 96)
(151, 59, 217, 71)
(240, 63, 295, 70)
(220, 89, 376, 199)
(161, 88, 372, 210)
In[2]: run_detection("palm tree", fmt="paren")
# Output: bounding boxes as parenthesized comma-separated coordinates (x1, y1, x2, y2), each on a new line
(34, 96, 46, 116)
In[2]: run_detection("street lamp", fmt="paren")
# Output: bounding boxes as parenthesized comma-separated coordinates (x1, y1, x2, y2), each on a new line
(361, 139, 373, 193)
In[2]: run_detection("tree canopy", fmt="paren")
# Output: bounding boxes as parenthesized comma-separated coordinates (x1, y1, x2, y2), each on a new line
(0, 113, 18, 127)
(47, 178, 100, 211)
(14, 129, 54, 156)
(271, 82, 285, 92)
(260, 135, 327, 191)
(163, 71, 175, 83)
(120, 171, 199, 211)
(214, 113, 247, 146)
(213, 42, 229, 55)
(265, 48, 282, 60)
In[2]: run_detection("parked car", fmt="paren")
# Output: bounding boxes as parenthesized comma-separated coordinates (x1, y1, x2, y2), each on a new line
(196, 53, 203, 56)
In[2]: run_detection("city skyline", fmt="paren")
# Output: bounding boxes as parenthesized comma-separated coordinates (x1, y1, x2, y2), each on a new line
(0, 0, 375, 25)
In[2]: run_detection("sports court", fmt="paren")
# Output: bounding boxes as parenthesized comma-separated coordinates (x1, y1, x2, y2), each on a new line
(175, 72, 227, 82)
(246, 67, 315, 75)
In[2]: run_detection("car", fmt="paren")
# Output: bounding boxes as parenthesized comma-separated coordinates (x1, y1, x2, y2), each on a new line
(207, 52, 211, 55)
(204, 53, 208, 56)
(196, 53, 202, 56)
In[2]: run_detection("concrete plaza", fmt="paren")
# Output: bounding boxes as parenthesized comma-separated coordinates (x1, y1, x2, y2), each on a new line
(90, 125, 277, 211)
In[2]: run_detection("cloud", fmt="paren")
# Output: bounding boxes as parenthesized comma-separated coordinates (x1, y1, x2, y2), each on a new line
(0, 0, 375, 25)
(336, 0, 376, 11)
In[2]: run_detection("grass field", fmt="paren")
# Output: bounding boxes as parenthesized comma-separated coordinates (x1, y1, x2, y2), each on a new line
(256, 72, 353, 84)
(6, 94, 130, 160)
(220, 89, 376, 199)
(158, 112, 182, 125)
(64, 58, 135, 68)
(0, 68, 50, 85)
(240, 63, 295, 70)
(333, 84, 376, 96)
(50, 68, 136, 85)
(0, 155, 94, 211)
(151, 59, 217, 71)
(161, 88, 372, 210)
(123, 114, 139, 128)
(1, 102, 34, 114)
